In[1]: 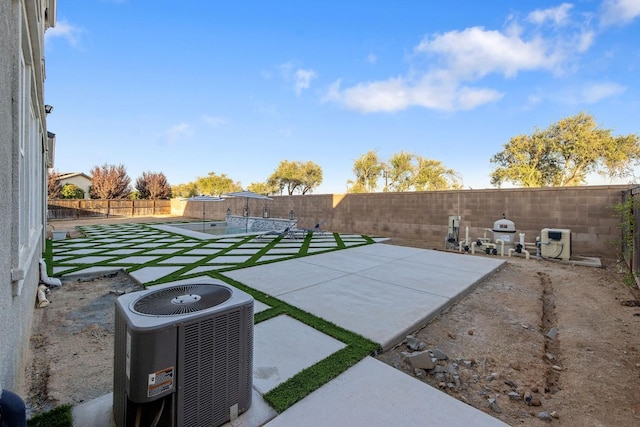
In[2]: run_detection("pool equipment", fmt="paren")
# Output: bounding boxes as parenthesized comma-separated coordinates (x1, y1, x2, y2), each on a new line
(540, 228, 572, 260)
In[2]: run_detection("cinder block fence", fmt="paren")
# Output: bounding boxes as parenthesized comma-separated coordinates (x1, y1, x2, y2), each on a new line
(173, 185, 631, 257)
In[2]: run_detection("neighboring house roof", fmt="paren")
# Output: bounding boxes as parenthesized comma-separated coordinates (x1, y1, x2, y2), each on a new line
(57, 172, 92, 181)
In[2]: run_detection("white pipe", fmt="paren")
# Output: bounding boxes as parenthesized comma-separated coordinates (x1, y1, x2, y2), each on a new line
(519, 233, 525, 247)
(495, 239, 505, 256)
(465, 226, 469, 245)
(471, 241, 476, 254)
(508, 248, 531, 260)
(37, 285, 51, 308)
(39, 258, 62, 287)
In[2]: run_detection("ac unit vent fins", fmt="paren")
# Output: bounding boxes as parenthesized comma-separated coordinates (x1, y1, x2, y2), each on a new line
(133, 284, 232, 315)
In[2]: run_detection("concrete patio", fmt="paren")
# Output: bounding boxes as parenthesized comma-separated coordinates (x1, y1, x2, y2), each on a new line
(49, 222, 507, 426)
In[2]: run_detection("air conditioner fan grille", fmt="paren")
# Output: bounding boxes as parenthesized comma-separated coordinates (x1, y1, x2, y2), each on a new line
(132, 284, 232, 315)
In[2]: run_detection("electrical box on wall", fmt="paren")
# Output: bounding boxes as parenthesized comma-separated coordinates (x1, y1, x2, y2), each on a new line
(540, 228, 571, 260)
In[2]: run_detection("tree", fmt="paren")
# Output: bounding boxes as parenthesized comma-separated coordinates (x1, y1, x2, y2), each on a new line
(135, 171, 172, 199)
(268, 160, 323, 195)
(195, 172, 241, 196)
(490, 113, 640, 187)
(60, 183, 84, 199)
(89, 163, 132, 199)
(171, 182, 199, 198)
(247, 181, 280, 196)
(47, 170, 62, 199)
(414, 157, 461, 190)
(347, 150, 384, 193)
(386, 151, 414, 192)
(348, 150, 461, 192)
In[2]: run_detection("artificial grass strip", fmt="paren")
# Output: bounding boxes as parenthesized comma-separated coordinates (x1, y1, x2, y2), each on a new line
(264, 344, 379, 413)
(220, 274, 378, 347)
(28, 404, 72, 427)
(332, 232, 346, 249)
(221, 274, 380, 413)
(43, 239, 54, 275)
(50, 222, 376, 281)
(46, 222, 383, 415)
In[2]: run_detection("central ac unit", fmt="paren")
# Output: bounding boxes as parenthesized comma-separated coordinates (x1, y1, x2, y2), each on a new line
(113, 279, 253, 427)
(540, 228, 572, 260)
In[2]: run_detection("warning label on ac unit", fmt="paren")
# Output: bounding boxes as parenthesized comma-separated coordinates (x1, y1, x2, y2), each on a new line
(147, 366, 174, 398)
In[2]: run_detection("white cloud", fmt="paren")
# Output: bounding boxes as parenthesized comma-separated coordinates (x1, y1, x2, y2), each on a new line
(415, 26, 561, 79)
(279, 62, 317, 95)
(366, 53, 378, 64)
(325, 73, 503, 113)
(337, 77, 410, 112)
(294, 69, 317, 95)
(45, 20, 83, 47)
(455, 86, 504, 110)
(324, 6, 601, 114)
(202, 115, 227, 127)
(601, 0, 640, 27)
(164, 123, 192, 143)
(527, 3, 574, 26)
(580, 82, 626, 103)
(325, 24, 564, 113)
(575, 30, 595, 53)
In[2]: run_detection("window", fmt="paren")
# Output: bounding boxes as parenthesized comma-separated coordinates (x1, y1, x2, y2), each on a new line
(13, 9, 45, 296)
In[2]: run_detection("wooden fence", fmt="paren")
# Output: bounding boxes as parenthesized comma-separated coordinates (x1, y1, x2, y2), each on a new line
(47, 199, 172, 220)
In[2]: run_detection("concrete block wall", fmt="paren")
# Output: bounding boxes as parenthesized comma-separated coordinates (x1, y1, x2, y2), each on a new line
(172, 185, 630, 257)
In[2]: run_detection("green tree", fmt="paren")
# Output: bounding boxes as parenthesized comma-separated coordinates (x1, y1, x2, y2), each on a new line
(348, 150, 460, 192)
(347, 150, 384, 193)
(195, 172, 241, 196)
(414, 157, 461, 190)
(135, 171, 172, 199)
(60, 183, 84, 199)
(386, 151, 414, 192)
(171, 182, 199, 198)
(248, 181, 280, 196)
(490, 113, 640, 187)
(268, 160, 323, 195)
(89, 164, 131, 199)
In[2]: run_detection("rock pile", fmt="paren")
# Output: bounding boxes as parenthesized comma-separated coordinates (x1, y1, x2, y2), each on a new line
(398, 335, 560, 422)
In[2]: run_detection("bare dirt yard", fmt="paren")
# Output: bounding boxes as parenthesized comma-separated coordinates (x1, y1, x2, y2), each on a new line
(26, 218, 640, 426)
(378, 239, 640, 426)
(27, 270, 142, 416)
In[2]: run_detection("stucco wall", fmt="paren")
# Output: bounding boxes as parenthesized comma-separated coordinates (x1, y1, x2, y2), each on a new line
(173, 185, 628, 257)
(1, 0, 24, 394)
(0, 0, 49, 395)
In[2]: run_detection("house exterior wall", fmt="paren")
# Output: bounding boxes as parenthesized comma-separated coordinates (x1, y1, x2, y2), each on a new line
(0, 0, 55, 395)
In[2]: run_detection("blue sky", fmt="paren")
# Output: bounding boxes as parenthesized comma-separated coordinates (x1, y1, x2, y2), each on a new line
(45, 0, 640, 193)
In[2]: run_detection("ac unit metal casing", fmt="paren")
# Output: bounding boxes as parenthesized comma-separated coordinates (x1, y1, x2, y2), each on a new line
(541, 228, 572, 260)
(113, 279, 253, 427)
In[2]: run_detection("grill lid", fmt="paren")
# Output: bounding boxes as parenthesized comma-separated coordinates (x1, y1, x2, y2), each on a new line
(132, 284, 232, 316)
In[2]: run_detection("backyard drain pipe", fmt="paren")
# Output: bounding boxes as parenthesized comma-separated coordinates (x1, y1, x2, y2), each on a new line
(39, 259, 62, 287)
